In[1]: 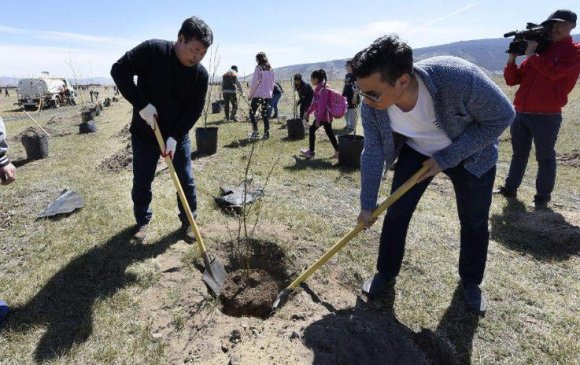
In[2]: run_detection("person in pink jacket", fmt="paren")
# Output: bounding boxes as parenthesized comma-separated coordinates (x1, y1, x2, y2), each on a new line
(248, 52, 275, 140)
(300, 69, 339, 159)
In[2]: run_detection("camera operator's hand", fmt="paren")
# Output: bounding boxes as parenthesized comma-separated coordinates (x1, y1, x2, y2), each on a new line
(525, 40, 539, 57)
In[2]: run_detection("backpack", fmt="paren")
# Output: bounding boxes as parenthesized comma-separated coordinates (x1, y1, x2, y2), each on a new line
(325, 86, 348, 118)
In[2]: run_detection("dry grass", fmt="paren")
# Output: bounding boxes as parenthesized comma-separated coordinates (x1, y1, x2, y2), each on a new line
(0, 77, 578, 364)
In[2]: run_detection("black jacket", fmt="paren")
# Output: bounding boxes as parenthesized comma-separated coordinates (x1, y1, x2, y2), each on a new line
(296, 81, 313, 107)
(342, 73, 358, 108)
(111, 39, 208, 143)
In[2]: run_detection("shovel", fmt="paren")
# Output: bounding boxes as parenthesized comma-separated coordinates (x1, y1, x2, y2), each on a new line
(152, 120, 226, 295)
(272, 164, 430, 311)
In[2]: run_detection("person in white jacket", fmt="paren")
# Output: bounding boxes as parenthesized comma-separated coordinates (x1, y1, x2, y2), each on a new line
(248, 52, 275, 140)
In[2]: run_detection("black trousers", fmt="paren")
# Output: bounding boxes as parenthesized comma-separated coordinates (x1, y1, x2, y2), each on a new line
(223, 93, 238, 120)
(309, 121, 338, 153)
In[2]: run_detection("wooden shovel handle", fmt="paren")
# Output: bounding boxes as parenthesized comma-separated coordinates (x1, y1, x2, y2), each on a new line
(286, 164, 430, 290)
(152, 121, 210, 261)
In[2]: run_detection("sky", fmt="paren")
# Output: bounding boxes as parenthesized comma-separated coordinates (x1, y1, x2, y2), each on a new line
(0, 0, 579, 81)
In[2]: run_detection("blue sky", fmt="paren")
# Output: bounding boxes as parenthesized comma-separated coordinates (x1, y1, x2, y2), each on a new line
(0, 0, 578, 79)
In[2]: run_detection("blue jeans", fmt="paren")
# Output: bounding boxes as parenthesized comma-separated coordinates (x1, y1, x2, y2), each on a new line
(504, 113, 562, 203)
(270, 93, 282, 117)
(131, 133, 197, 226)
(377, 145, 495, 285)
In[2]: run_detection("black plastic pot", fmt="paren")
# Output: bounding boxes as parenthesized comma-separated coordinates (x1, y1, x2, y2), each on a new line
(21, 132, 49, 160)
(286, 118, 305, 140)
(79, 121, 97, 134)
(195, 127, 218, 155)
(95, 105, 101, 116)
(211, 101, 222, 114)
(338, 134, 364, 168)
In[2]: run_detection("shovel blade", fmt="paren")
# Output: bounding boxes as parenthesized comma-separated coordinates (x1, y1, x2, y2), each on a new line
(202, 257, 226, 296)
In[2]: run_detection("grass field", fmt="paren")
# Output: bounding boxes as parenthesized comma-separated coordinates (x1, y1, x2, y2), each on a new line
(0, 77, 578, 364)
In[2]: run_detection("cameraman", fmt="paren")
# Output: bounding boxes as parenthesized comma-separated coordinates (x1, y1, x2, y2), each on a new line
(496, 10, 580, 210)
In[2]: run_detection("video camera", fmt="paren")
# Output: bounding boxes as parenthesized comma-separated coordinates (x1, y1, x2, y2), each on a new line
(503, 22, 552, 55)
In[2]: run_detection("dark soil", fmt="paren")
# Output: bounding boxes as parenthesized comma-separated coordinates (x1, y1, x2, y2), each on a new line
(557, 150, 580, 168)
(116, 123, 131, 141)
(221, 268, 279, 319)
(18, 126, 45, 139)
(97, 143, 133, 173)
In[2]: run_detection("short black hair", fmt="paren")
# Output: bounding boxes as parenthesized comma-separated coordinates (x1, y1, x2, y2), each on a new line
(178, 16, 213, 48)
(351, 34, 413, 86)
(293, 73, 302, 81)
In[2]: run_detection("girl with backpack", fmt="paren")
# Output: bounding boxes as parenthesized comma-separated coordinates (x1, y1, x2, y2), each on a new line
(300, 69, 339, 159)
(248, 52, 275, 140)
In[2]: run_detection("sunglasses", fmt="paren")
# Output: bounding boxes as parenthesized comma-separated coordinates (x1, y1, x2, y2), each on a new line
(353, 86, 385, 103)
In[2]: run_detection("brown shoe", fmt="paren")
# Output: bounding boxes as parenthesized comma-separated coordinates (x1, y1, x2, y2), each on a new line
(133, 224, 149, 242)
(181, 224, 197, 244)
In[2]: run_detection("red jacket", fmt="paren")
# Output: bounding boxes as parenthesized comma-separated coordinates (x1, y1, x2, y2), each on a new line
(504, 36, 580, 114)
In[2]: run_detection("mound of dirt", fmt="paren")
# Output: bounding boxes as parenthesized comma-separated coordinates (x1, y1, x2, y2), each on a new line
(221, 269, 279, 319)
(97, 143, 133, 173)
(557, 150, 580, 168)
(116, 123, 131, 140)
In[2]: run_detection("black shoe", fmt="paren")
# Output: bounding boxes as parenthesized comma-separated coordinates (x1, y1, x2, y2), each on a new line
(262, 131, 270, 140)
(493, 186, 517, 198)
(181, 224, 196, 244)
(533, 200, 550, 211)
(272, 114, 278, 119)
(132, 224, 149, 242)
(461, 282, 486, 315)
(362, 273, 396, 299)
(249, 130, 260, 140)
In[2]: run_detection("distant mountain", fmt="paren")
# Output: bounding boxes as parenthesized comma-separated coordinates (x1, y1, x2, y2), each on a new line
(3, 35, 579, 86)
(260, 34, 580, 81)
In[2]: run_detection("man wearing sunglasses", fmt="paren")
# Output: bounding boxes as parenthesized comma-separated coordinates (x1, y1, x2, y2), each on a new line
(353, 35, 514, 314)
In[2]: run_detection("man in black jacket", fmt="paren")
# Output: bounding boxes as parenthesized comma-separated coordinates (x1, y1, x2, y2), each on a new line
(293, 73, 313, 119)
(111, 16, 212, 242)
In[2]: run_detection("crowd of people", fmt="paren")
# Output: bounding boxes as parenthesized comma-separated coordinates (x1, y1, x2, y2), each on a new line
(1, 9, 578, 329)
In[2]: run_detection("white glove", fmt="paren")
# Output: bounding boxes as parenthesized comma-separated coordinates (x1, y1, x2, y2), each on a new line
(139, 103, 157, 129)
(163, 137, 177, 159)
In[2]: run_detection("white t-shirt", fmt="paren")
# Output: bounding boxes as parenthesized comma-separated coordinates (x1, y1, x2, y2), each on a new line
(387, 76, 452, 157)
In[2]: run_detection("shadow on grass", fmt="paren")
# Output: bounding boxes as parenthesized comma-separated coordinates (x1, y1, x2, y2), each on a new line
(283, 155, 336, 171)
(191, 150, 215, 160)
(432, 285, 480, 365)
(223, 138, 259, 149)
(1, 227, 180, 363)
(303, 294, 458, 365)
(204, 119, 230, 127)
(490, 198, 580, 261)
(12, 158, 33, 168)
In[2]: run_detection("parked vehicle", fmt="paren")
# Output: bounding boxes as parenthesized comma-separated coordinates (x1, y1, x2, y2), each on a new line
(17, 78, 75, 110)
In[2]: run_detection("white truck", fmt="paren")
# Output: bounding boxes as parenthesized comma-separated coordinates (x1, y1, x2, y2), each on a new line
(17, 78, 75, 110)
